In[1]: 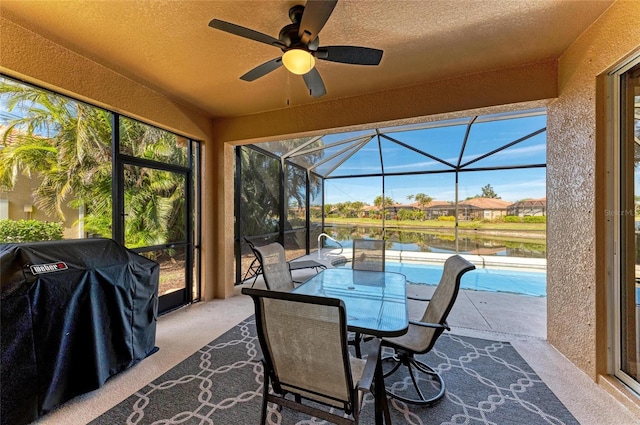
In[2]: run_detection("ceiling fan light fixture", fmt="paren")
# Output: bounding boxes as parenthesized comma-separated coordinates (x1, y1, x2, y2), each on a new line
(282, 48, 315, 75)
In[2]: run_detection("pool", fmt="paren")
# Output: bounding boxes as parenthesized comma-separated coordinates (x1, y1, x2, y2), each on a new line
(337, 261, 547, 297)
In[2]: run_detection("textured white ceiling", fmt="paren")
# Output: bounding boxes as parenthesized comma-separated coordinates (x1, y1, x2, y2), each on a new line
(0, 0, 614, 118)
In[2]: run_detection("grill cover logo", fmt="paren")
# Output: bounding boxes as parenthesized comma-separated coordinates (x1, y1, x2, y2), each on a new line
(30, 262, 68, 274)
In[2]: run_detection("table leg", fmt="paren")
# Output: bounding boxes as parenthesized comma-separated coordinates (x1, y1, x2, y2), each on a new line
(374, 353, 392, 424)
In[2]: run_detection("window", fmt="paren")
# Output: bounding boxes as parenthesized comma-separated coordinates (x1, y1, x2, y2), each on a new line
(0, 76, 201, 314)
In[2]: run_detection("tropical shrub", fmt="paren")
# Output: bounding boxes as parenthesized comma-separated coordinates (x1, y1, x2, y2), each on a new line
(437, 215, 455, 221)
(0, 219, 64, 243)
(504, 215, 521, 223)
(523, 215, 546, 223)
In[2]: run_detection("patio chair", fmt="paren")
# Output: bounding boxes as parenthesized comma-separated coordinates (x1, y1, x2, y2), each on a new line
(249, 241, 297, 292)
(352, 238, 385, 272)
(381, 254, 475, 406)
(242, 287, 388, 425)
(350, 238, 385, 357)
(244, 238, 325, 290)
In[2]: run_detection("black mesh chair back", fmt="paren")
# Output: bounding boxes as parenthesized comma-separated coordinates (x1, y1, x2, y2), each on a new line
(352, 239, 385, 272)
(242, 287, 384, 425)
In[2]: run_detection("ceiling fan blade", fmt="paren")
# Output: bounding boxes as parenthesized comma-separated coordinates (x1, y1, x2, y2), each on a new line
(298, 0, 338, 45)
(209, 19, 285, 48)
(240, 58, 283, 82)
(316, 46, 383, 65)
(302, 68, 326, 97)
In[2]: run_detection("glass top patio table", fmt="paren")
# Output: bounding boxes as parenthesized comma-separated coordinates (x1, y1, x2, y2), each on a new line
(292, 268, 408, 337)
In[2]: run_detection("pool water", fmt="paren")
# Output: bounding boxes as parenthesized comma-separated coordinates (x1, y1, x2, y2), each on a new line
(338, 261, 547, 297)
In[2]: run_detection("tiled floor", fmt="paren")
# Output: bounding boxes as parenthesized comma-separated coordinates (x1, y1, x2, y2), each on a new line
(33, 254, 639, 425)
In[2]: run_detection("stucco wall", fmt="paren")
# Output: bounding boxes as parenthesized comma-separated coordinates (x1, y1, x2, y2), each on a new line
(213, 60, 557, 145)
(547, 0, 640, 379)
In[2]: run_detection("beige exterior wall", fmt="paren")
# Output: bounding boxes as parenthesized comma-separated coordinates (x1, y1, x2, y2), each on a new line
(0, 176, 80, 239)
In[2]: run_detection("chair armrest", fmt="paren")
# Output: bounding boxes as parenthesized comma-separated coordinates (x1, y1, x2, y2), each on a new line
(409, 320, 449, 331)
(357, 338, 381, 392)
(407, 295, 431, 302)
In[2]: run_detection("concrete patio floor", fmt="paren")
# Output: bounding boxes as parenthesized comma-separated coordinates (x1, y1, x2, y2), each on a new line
(32, 253, 638, 425)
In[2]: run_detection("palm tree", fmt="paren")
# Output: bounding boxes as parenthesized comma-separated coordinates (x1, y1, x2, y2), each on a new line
(373, 195, 394, 207)
(239, 139, 323, 237)
(414, 193, 433, 211)
(238, 147, 281, 235)
(0, 77, 188, 246)
(0, 80, 113, 225)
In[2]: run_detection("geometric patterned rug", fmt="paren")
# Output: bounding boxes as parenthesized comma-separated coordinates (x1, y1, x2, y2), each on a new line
(91, 316, 579, 425)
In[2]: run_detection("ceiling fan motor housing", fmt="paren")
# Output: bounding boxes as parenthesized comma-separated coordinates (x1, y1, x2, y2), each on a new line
(288, 5, 305, 23)
(279, 24, 319, 52)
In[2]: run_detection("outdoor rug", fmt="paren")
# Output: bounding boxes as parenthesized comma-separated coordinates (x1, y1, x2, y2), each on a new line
(91, 317, 579, 425)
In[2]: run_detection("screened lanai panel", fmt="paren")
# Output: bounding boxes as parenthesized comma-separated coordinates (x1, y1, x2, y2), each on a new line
(379, 137, 454, 174)
(385, 173, 457, 208)
(383, 124, 468, 168)
(259, 137, 317, 156)
(377, 116, 472, 135)
(324, 176, 382, 208)
(311, 140, 372, 177)
(239, 147, 280, 236)
(284, 163, 308, 256)
(285, 164, 307, 229)
(465, 131, 546, 169)
(309, 173, 323, 252)
(460, 114, 547, 168)
(325, 138, 383, 177)
(457, 168, 546, 205)
(323, 129, 377, 143)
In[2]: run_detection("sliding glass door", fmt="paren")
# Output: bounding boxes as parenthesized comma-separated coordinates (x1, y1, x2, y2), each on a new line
(614, 57, 640, 394)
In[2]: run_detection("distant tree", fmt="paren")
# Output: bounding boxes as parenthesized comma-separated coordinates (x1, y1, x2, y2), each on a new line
(406, 194, 414, 202)
(397, 209, 413, 221)
(373, 195, 395, 207)
(414, 193, 433, 210)
(349, 201, 365, 218)
(479, 184, 500, 199)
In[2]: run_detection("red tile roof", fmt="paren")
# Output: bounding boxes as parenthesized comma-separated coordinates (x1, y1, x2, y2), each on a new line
(458, 197, 512, 209)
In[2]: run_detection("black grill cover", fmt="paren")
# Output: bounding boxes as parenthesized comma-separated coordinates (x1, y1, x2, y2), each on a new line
(0, 238, 159, 425)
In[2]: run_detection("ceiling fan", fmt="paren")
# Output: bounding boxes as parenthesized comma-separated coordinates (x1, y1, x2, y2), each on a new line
(208, 0, 383, 97)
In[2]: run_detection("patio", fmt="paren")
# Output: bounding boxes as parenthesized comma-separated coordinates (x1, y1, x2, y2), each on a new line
(30, 253, 638, 424)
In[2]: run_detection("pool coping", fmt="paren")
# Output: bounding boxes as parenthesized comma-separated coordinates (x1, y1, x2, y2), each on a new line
(310, 248, 547, 272)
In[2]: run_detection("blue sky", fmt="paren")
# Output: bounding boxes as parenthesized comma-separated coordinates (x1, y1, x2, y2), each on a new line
(317, 112, 547, 205)
(323, 168, 546, 205)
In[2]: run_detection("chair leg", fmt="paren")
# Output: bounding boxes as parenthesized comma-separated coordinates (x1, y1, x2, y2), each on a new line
(351, 332, 375, 358)
(260, 369, 269, 425)
(381, 352, 446, 406)
(354, 333, 362, 358)
(348, 332, 363, 358)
